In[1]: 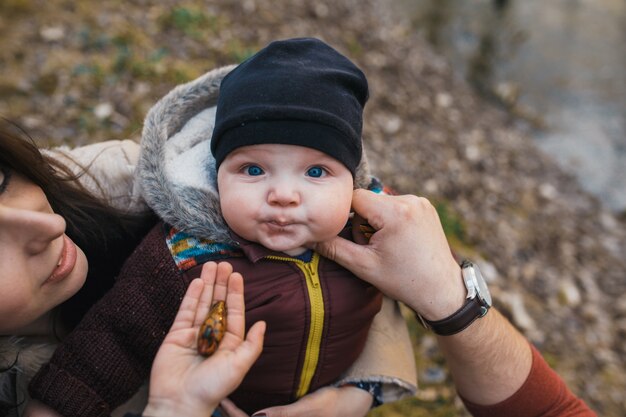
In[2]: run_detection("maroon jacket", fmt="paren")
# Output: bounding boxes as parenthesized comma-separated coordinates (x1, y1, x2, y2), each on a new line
(29, 222, 381, 416)
(183, 229, 382, 413)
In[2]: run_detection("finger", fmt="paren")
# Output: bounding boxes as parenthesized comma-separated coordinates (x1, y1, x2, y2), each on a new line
(314, 235, 374, 282)
(256, 403, 300, 416)
(219, 272, 247, 348)
(169, 278, 204, 332)
(245, 321, 266, 352)
(350, 189, 389, 229)
(213, 261, 234, 302)
(232, 320, 266, 372)
(219, 398, 249, 417)
(255, 387, 315, 416)
(194, 262, 218, 327)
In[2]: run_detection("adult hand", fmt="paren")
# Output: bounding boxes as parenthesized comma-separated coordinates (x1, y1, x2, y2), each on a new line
(219, 385, 372, 417)
(143, 262, 266, 417)
(314, 189, 465, 321)
(315, 190, 533, 405)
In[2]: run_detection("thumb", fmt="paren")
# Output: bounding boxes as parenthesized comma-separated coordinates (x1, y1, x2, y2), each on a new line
(235, 321, 266, 367)
(219, 398, 249, 417)
(252, 405, 292, 417)
(314, 235, 373, 280)
(252, 395, 310, 417)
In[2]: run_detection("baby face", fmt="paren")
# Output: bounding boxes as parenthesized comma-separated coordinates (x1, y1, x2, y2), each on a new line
(217, 144, 354, 256)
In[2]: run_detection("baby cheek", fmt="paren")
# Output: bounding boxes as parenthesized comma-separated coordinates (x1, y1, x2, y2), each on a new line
(220, 193, 258, 234)
(317, 200, 352, 237)
(220, 196, 241, 226)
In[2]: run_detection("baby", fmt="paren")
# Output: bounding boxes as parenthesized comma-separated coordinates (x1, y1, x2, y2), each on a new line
(205, 38, 381, 410)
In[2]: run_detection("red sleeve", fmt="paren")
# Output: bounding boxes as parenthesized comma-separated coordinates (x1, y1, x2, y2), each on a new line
(28, 224, 189, 417)
(462, 344, 597, 417)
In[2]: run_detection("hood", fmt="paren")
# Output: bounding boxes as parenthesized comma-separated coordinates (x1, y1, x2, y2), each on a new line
(138, 65, 372, 242)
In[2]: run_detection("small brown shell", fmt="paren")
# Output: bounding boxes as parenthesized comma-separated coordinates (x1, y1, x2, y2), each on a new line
(197, 300, 227, 357)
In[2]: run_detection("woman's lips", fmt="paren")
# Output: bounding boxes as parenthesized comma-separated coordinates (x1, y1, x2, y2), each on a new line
(44, 235, 78, 285)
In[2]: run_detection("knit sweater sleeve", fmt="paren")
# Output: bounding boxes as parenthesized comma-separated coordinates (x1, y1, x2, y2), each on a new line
(28, 224, 188, 417)
(462, 343, 597, 417)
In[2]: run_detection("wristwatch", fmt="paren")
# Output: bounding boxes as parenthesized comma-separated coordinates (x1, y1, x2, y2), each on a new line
(418, 260, 492, 336)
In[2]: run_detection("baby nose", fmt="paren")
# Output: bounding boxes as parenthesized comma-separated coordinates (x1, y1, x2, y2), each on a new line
(267, 185, 301, 206)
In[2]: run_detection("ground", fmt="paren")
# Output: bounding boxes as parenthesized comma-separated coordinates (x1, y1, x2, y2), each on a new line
(1, 0, 625, 415)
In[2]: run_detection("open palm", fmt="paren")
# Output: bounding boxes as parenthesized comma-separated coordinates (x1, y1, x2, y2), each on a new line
(144, 262, 266, 416)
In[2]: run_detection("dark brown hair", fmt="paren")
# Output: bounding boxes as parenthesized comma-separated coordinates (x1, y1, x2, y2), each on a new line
(0, 119, 156, 329)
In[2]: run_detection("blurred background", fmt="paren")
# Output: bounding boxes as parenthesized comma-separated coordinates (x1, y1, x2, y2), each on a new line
(1, 0, 624, 415)
(398, 0, 626, 213)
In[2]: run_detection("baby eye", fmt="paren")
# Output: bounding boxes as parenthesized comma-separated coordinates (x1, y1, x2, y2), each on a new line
(245, 165, 264, 176)
(306, 166, 325, 178)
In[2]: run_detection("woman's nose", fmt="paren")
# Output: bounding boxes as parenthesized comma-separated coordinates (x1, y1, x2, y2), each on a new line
(0, 205, 66, 255)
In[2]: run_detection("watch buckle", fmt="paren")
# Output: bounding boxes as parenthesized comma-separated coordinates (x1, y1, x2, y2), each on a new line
(416, 313, 430, 330)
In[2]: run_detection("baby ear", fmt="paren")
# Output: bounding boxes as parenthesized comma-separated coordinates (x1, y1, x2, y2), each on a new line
(353, 145, 371, 190)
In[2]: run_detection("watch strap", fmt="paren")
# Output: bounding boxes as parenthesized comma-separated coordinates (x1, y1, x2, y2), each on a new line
(420, 296, 488, 336)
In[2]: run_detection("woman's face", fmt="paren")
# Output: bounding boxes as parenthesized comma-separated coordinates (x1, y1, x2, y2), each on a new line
(0, 168, 88, 334)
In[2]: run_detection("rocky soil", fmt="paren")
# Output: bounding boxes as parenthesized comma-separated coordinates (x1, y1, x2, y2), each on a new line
(1, 0, 625, 415)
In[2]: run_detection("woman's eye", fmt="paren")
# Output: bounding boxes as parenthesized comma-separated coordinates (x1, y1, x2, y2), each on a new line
(245, 165, 264, 176)
(306, 166, 325, 178)
(0, 167, 10, 194)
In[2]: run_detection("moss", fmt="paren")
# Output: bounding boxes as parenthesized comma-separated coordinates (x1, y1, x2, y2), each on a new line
(225, 39, 258, 63)
(72, 63, 106, 89)
(369, 395, 461, 417)
(344, 35, 364, 57)
(434, 200, 466, 245)
(149, 47, 169, 63)
(158, 6, 217, 38)
(162, 65, 194, 84)
(78, 28, 111, 52)
(542, 351, 559, 368)
(0, 0, 34, 14)
(0, 80, 25, 97)
(35, 73, 59, 95)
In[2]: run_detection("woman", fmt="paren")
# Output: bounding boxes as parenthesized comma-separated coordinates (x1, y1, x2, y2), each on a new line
(0, 119, 156, 416)
(1, 117, 416, 417)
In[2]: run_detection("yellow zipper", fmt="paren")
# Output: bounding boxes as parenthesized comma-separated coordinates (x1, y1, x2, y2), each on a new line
(265, 253, 324, 398)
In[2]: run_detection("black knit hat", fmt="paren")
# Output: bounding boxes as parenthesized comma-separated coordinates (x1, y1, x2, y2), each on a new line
(210, 37, 369, 175)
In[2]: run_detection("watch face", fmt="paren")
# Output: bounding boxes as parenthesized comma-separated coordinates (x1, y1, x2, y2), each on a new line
(464, 261, 492, 307)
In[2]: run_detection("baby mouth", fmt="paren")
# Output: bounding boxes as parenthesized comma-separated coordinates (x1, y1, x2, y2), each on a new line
(269, 220, 293, 226)
(265, 220, 298, 231)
